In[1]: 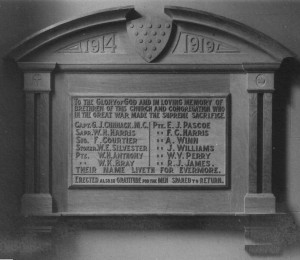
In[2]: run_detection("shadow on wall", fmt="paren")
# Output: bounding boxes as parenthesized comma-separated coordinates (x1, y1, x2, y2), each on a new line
(273, 57, 300, 212)
(272, 56, 300, 254)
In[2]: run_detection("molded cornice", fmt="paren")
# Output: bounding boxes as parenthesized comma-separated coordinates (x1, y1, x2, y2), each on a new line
(165, 6, 294, 61)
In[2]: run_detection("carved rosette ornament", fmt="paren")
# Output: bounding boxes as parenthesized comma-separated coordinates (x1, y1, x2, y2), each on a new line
(127, 18, 173, 62)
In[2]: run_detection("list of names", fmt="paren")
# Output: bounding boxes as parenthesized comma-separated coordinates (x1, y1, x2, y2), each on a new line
(71, 95, 228, 187)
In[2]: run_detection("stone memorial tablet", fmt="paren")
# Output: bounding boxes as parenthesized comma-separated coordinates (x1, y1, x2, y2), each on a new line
(70, 94, 229, 188)
(10, 6, 293, 252)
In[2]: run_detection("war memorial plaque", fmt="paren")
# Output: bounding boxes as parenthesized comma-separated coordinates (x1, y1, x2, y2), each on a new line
(71, 94, 229, 188)
(9, 6, 295, 252)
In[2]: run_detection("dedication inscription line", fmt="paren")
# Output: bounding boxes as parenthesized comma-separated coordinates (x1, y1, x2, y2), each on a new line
(70, 95, 228, 188)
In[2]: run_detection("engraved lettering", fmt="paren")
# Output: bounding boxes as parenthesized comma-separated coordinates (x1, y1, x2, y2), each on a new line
(173, 32, 240, 54)
(71, 95, 228, 187)
(58, 33, 118, 54)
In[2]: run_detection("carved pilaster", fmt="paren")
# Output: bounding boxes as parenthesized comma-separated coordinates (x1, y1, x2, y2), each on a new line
(248, 92, 258, 193)
(25, 93, 35, 194)
(18, 62, 56, 215)
(245, 73, 275, 213)
(262, 93, 273, 193)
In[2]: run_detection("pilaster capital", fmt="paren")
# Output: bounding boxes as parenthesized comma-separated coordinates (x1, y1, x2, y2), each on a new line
(247, 73, 274, 93)
(17, 62, 56, 92)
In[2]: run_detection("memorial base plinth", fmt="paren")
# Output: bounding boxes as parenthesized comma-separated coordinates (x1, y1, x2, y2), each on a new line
(245, 226, 282, 255)
(18, 213, 296, 256)
(244, 193, 275, 214)
(21, 193, 53, 215)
